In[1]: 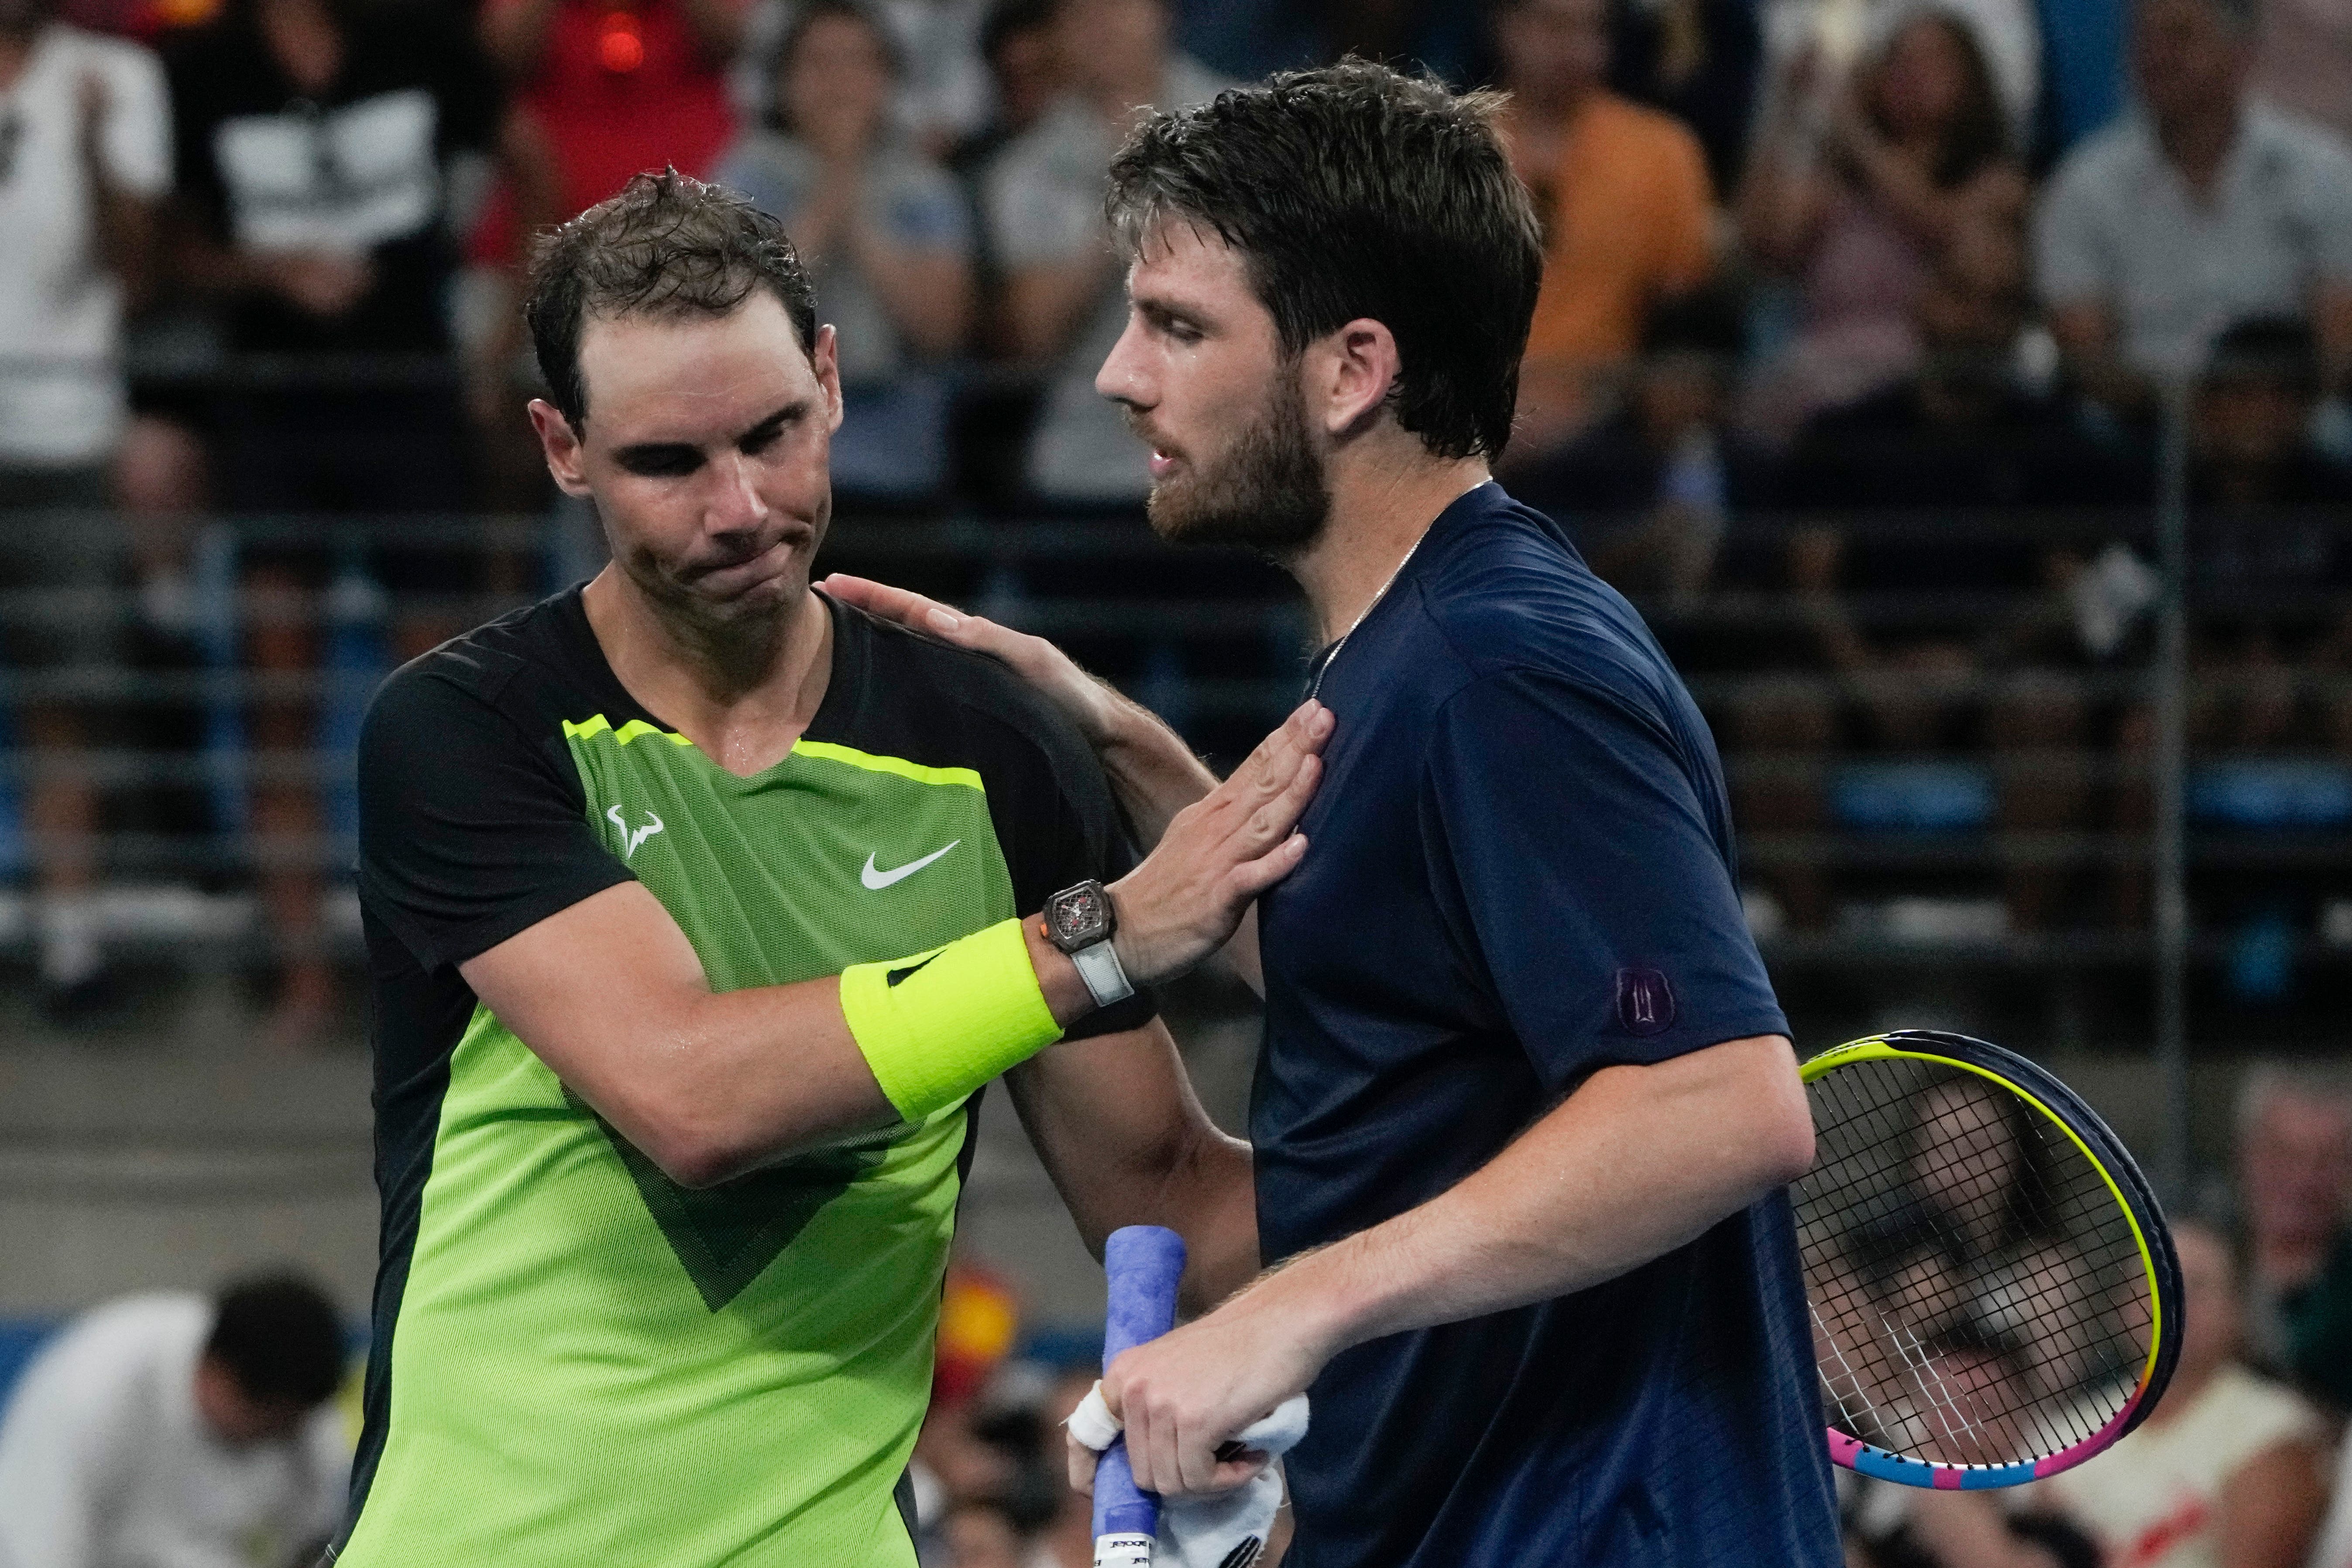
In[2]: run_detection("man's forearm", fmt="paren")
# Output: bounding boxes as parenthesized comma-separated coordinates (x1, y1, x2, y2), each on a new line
(1248, 1035, 1814, 1359)
(1095, 690, 1219, 846)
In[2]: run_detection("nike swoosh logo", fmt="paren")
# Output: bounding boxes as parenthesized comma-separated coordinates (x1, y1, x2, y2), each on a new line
(861, 840, 959, 890)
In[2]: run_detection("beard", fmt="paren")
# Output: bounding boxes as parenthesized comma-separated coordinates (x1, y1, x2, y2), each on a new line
(1137, 367, 1331, 558)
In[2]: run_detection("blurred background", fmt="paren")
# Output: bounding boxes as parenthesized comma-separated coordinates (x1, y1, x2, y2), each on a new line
(0, 0, 2349, 1560)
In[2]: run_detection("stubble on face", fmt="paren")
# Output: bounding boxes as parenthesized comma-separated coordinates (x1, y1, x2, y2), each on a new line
(1135, 357, 1332, 558)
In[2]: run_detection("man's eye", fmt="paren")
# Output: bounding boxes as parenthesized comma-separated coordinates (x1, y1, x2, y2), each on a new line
(741, 420, 792, 455)
(623, 450, 702, 477)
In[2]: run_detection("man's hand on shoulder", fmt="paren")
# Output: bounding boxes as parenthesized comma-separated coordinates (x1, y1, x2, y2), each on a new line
(821, 573, 1126, 746)
(820, 573, 1226, 848)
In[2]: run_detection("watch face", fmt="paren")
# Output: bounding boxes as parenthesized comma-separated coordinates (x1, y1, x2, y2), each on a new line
(1049, 882, 1111, 949)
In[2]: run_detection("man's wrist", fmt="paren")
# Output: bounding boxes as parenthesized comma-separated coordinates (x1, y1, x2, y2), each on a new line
(1243, 1245, 1373, 1368)
(1023, 915, 1099, 1029)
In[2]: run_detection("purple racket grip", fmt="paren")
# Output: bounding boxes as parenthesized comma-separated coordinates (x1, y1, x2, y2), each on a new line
(1092, 1225, 1187, 1564)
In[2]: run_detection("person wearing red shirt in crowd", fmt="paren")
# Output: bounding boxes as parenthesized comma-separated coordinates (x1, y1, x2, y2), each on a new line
(477, 0, 745, 228)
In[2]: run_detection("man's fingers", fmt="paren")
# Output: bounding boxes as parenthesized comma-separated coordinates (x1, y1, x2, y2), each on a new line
(1065, 1431, 1100, 1495)
(1226, 833, 1308, 902)
(818, 572, 963, 633)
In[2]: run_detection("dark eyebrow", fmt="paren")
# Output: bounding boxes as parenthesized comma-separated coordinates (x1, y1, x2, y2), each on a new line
(735, 400, 808, 446)
(609, 401, 808, 469)
(610, 439, 704, 469)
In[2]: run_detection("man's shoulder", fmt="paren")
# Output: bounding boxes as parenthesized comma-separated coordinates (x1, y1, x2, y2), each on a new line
(365, 593, 594, 747)
(2045, 117, 2154, 206)
(32, 1293, 206, 1387)
(42, 24, 161, 78)
(1588, 92, 1707, 168)
(1414, 491, 1675, 704)
(833, 602, 1104, 792)
(2245, 101, 2352, 187)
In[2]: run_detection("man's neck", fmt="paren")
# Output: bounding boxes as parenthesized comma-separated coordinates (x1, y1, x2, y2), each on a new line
(1290, 439, 1491, 645)
(581, 568, 834, 777)
(2157, 98, 2242, 197)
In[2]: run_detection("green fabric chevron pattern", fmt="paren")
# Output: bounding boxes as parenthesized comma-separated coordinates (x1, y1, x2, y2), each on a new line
(338, 717, 1015, 1568)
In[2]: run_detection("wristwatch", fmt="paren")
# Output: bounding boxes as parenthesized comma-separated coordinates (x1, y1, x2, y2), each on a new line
(1042, 879, 1136, 1009)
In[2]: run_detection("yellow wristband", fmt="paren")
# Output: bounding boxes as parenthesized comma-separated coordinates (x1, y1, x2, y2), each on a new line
(839, 916, 1065, 1121)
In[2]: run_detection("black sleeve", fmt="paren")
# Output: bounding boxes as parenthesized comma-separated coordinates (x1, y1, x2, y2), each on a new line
(977, 702, 1158, 1042)
(357, 661, 635, 974)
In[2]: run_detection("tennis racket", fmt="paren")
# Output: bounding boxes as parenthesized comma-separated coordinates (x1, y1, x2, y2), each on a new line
(1094, 1225, 1188, 1568)
(1796, 1030, 2181, 1489)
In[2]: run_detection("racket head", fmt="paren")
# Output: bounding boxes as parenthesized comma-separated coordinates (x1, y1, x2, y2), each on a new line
(1796, 1030, 2181, 1489)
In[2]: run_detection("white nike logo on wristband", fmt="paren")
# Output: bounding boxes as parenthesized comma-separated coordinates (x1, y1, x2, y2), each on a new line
(861, 841, 959, 889)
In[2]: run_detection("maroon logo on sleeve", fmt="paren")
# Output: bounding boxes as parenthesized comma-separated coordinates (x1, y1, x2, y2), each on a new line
(1616, 968, 1676, 1036)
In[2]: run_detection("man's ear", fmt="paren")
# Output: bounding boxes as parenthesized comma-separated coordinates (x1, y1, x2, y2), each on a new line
(527, 398, 593, 498)
(811, 323, 845, 433)
(1306, 318, 1403, 439)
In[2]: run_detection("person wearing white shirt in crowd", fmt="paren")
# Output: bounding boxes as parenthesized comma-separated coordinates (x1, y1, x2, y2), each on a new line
(0, 1276, 352, 1568)
(2038, 1220, 2326, 1568)
(0, 0, 168, 1015)
(980, 0, 1232, 504)
(2034, 0, 2352, 415)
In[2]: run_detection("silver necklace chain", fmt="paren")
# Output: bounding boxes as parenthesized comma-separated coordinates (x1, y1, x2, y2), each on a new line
(1308, 532, 1426, 702)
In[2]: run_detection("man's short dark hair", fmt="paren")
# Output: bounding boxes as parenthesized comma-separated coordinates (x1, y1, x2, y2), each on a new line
(524, 169, 819, 429)
(1104, 61, 1544, 462)
(206, 1274, 346, 1409)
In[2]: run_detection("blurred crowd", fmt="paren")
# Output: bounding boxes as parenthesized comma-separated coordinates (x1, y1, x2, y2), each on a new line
(0, 0, 2347, 1030)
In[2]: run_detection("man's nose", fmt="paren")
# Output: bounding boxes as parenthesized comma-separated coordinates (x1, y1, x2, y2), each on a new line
(1095, 313, 1154, 408)
(704, 449, 769, 534)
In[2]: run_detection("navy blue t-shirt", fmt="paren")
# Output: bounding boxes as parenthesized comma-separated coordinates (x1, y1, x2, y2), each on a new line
(1252, 483, 1839, 1568)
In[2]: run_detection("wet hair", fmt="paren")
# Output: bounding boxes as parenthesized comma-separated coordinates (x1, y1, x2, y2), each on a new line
(1104, 60, 1544, 462)
(205, 1274, 346, 1410)
(524, 169, 819, 429)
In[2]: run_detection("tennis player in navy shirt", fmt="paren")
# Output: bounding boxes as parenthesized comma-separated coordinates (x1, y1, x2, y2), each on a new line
(831, 62, 1840, 1568)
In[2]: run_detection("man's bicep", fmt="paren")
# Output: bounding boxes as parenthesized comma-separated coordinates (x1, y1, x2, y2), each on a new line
(1426, 672, 1785, 1090)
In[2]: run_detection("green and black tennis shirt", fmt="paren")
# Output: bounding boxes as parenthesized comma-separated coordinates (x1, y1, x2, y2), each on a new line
(339, 586, 1151, 1567)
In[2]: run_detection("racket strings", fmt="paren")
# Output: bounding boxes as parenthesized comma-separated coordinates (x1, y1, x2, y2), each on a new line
(1797, 1057, 2153, 1468)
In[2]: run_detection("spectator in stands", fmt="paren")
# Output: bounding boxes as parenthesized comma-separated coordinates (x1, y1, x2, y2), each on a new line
(1738, 7, 2027, 443)
(734, 0, 994, 159)
(2235, 1065, 2352, 1408)
(159, 0, 513, 1042)
(1493, 0, 1715, 455)
(720, 0, 972, 499)
(980, 0, 1228, 504)
(480, 0, 743, 221)
(0, 0, 168, 1013)
(1775, 224, 2139, 931)
(2110, 318, 2352, 924)
(0, 1274, 350, 1568)
(2035, 0, 2352, 419)
(942, 1499, 1029, 1568)
(2039, 1220, 2327, 1568)
(2189, 318, 2352, 741)
(1510, 288, 1765, 604)
(1604, 0, 1762, 196)
(949, 0, 1060, 182)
